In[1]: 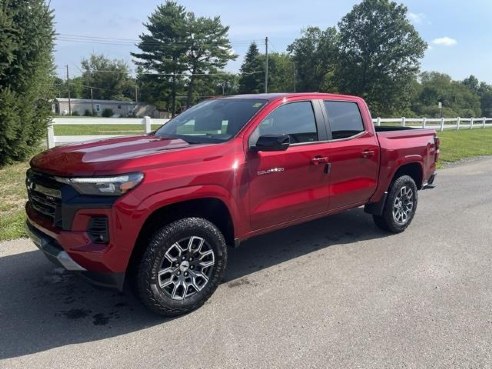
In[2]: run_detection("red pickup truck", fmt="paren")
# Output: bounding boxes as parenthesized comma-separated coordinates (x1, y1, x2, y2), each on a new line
(26, 93, 438, 316)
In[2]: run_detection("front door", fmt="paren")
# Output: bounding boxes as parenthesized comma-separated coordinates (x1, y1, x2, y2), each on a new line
(247, 101, 331, 231)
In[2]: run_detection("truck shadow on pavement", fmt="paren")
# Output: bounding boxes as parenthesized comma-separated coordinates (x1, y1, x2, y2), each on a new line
(0, 208, 387, 360)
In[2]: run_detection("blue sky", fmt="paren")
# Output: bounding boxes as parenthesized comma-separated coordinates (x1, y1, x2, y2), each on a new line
(51, 0, 492, 84)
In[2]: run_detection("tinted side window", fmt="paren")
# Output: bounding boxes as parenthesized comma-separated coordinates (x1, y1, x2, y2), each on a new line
(324, 101, 365, 139)
(251, 102, 318, 145)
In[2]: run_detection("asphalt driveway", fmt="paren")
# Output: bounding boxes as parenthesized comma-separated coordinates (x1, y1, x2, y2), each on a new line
(1, 157, 491, 368)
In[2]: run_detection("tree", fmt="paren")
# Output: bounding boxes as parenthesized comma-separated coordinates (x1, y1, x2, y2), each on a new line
(54, 76, 84, 99)
(478, 83, 492, 117)
(238, 42, 264, 94)
(462, 75, 480, 95)
(411, 72, 481, 117)
(182, 14, 236, 107)
(132, 1, 235, 114)
(80, 54, 135, 101)
(287, 27, 338, 92)
(132, 2, 189, 114)
(336, 0, 427, 116)
(462, 76, 492, 117)
(214, 72, 239, 96)
(259, 53, 295, 92)
(0, 0, 55, 165)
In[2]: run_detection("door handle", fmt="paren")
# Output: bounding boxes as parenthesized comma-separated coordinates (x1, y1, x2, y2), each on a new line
(361, 150, 375, 158)
(311, 156, 329, 165)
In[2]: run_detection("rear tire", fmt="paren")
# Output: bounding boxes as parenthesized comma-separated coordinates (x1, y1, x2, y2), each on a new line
(373, 175, 418, 233)
(136, 217, 227, 316)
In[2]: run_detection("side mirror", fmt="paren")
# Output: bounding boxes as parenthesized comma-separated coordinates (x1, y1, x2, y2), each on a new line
(253, 134, 290, 152)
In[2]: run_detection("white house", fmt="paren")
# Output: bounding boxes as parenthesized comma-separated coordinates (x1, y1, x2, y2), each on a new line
(53, 98, 137, 117)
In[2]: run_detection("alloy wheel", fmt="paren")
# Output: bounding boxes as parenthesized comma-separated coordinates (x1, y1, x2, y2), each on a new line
(157, 236, 215, 300)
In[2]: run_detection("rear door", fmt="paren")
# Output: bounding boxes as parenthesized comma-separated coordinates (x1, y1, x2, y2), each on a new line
(247, 100, 331, 231)
(322, 100, 380, 210)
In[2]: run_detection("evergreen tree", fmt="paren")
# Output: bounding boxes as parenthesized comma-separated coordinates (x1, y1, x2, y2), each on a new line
(0, 0, 55, 165)
(132, 1, 235, 114)
(238, 42, 264, 94)
(132, 2, 189, 115)
(183, 14, 236, 107)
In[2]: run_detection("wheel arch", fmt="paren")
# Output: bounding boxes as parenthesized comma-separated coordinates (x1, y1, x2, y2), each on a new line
(392, 162, 423, 190)
(365, 161, 423, 216)
(127, 197, 235, 278)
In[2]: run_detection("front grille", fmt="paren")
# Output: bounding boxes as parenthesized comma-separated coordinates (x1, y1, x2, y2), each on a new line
(27, 170, 62, 227)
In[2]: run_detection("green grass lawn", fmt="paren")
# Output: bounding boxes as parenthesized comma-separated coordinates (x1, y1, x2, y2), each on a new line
(0, 161, 30, 241)
(1, 127, 491, 242)
(437, 128, 492, 167)
(55, 124, 162, 136)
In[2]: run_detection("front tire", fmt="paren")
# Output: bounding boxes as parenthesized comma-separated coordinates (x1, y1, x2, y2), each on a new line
(373, 175, 418, 233)
(136, 217, 227, 316)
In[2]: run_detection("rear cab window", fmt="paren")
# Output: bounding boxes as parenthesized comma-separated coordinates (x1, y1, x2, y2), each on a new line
(324, 101, 365, 140)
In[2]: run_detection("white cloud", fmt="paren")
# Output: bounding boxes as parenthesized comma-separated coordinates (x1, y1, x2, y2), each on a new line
(408, 12, 425, 24)
(432, 37, 458, 46)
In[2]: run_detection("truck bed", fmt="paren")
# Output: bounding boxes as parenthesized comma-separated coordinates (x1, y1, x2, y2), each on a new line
(375, 126, 425, 132)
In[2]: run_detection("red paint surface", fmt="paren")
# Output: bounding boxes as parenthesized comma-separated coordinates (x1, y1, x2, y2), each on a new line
(27, 93, 438, 276)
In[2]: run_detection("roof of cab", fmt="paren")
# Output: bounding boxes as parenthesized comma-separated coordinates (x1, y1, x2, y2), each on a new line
(220, 92, 361, 102)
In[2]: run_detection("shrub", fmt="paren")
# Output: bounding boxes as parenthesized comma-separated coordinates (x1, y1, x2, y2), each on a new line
(102, 108, 114, 117)
(0, 1, 55, 166)
(71, 111, 80, 116)
(83, 109, 93, 116)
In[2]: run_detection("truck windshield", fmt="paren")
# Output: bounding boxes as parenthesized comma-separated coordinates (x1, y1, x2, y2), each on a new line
(155, 99, 267, 143)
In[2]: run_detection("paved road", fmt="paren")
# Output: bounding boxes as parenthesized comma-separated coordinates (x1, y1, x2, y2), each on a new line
(1, 158, 491, 369)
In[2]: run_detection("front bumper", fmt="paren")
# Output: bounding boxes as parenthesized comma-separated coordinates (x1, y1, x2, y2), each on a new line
(26, 221, 125, 290)
(26, 222, 86, 271)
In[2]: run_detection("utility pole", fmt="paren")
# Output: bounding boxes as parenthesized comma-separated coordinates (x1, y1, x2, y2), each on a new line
(66, 65, 71, 115)
(293, 61, 296, 92)
(264, 37, 269, 93)
(90, 87, 94, 116)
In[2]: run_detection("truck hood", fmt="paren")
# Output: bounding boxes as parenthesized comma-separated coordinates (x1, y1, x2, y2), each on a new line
(30, 135, 208, 176)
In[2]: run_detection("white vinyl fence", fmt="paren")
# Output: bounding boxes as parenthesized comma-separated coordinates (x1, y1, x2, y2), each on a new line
(372, 117, 492, 131)
(47, 116, 492, 148)
(47, 117, 169, 148)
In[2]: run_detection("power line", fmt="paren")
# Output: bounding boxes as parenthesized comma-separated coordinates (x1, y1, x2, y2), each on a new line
(56, 33, 264, 47)
(140, 71, 260, 77)
(58, 32, 265, 44)
(67, 70, 260, 76)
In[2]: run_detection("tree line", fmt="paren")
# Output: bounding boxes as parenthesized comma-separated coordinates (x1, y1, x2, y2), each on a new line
(56, 0, 492, 119)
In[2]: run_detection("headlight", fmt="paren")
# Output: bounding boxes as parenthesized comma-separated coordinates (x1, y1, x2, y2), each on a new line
(55, 173, 144, 196)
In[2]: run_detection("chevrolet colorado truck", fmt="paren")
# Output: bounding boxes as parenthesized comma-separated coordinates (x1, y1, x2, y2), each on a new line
(26, 93, 438, 316)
